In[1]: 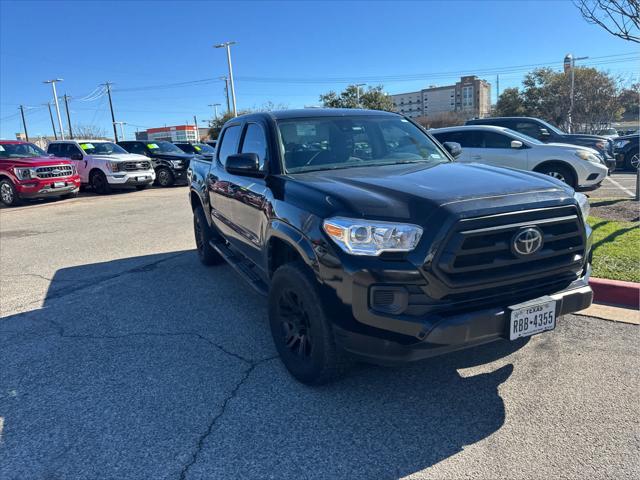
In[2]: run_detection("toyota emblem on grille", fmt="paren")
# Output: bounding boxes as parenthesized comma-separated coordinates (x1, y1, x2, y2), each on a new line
(512, 227, 543, 256)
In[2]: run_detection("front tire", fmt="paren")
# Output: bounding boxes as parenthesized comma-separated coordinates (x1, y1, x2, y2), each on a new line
(536, 164, 576, 189)
(156, 168, 174, 187)
(269, 262, 347, 385)
(0, 179, 21, 206)
(626, 152, 639, 171)
(193, 205, 223, 266)
(90, 170, 111, 194)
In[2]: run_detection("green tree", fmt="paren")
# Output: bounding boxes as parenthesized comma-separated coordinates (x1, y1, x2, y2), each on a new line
(495, 88, 526, 116)
(319, 84, 394, 111)
(618, 83, 640, 117)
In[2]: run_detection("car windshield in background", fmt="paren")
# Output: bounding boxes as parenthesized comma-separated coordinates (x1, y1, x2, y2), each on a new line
(0, 143, 47, 158)
(194, 143, 215, 153)
(147, 141, 184, 154)
(277, 115, 448, 173)
(79, 142, 127, 155)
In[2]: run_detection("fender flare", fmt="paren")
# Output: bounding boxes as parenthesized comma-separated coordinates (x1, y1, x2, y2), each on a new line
(266, 220, 319, 274)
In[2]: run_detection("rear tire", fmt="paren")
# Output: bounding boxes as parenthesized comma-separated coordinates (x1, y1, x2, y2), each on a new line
(193, 205, 223, 266)
(536, 164, 576, 189)
(156, 168, 174, 187)
(269, 262, 347, 385)
(0, 179, 21, 207)
(90, 170, 111, 194)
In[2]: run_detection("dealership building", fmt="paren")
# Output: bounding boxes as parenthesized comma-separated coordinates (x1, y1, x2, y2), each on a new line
(135, 125, 199, 142)
(391, 75, 491, 119)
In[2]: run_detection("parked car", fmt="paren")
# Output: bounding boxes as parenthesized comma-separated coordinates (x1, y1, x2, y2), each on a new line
(188, 109, 593, 384)
(173, 142, 216, 160)
(595, 128, 619, 139)
(118, 140, 193, 187)
(47, 140, 154, 194)
(0, 140, 80, 206)
(466, 117, 616, 172)
(431, 125, 608, 190)
(614, 134, 639, 170)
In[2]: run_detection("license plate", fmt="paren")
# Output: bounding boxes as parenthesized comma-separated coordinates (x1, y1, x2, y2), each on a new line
(53, 181, 65, 188)
(509, 297, 556, 340)
(137, 176, 147, 181)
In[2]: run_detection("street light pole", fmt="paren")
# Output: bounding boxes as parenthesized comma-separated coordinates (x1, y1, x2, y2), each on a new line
(113, 121, 126, 140)
(219, 76, 230, 113)
(44, 79, 65, 139)
(19, 105, 29, 142)
(215, 41, 237, 116)
(564, 54, 588, 133)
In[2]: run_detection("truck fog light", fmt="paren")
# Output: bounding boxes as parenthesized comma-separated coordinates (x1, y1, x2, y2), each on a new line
(370, 286, 409, 315)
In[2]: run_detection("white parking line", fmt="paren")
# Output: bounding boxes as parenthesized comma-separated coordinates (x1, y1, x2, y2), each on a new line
(604, 176, 635, 197)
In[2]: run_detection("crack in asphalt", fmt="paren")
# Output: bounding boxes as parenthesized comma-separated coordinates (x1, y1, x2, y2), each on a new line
(178, 355, 279, 480)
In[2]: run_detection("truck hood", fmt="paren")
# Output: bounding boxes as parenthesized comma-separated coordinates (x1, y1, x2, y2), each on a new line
(0, 156, 73, 167)
(91, 153, 149, 162)
(559, 133, 608, 143)
(286, 162, 572, 221)
(150, 152, 194, 161)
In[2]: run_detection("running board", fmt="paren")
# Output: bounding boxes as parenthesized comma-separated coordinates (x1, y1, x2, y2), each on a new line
(209, 240, 268, 296)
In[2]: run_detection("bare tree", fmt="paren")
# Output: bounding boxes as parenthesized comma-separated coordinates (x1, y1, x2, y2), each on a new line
(574, 0, 640, 42)
(73, 125, 108, 139)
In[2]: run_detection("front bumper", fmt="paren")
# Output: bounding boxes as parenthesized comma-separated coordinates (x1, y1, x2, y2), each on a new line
(334, 274, 593, 365)
(16, 176, 81, 198)
(107, 171, 156, 186)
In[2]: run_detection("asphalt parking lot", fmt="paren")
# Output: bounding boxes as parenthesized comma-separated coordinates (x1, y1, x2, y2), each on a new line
(588, 171, 638, 199)
(1, 187, 639, 480)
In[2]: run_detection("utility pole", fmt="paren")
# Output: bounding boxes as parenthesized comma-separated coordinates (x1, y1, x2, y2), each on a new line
(63, 94, 73, 139)
(43, 79, 65, 139)
(208, 103, 221, 120)
(113, 121, 126, 140)
(45, 102, 58, 140)
(101, 82, 119, 141)
(496, 74, 500, 101)
(19, 105, 29, 141)
(193, 115, 199, 141)
(564, 53, 588, 133)
(355, 83, 366, 107)
(215, 41, 237, 116)
(220, 76, 231, 113)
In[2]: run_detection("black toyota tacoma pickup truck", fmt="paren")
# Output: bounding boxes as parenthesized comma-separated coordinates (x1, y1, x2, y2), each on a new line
(188, 109, 593, 384)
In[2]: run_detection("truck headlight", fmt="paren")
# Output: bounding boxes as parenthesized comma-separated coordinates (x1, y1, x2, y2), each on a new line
(14, 167, 35, 180)
(323, 217, 423, 256)
(170, 160, 183, 168)
(106, 161, 122, 172)
(574, 150, 601, 163)
(574, 192, 590, 220)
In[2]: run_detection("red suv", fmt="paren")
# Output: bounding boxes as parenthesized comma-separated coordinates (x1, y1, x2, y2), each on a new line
(0, 140, 81, 207)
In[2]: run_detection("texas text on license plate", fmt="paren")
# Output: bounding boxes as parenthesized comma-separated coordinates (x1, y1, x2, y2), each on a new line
(509, 296, 557, 340)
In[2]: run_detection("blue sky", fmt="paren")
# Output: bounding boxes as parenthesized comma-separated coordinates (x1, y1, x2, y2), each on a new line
(1, 0, 638, 139)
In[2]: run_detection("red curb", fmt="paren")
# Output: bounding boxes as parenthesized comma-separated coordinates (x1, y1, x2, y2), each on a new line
(589, 277, 640, 309)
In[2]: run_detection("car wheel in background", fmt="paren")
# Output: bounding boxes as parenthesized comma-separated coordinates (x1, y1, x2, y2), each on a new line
(269, 262, 347, 385)
(626, 152, 639, 171)
(536, 164, 576, 189)
(0, 179, 21, 207)
(156, 168, 174, 187)
(90, 170, 111, 194)
(193, 206, 223, 266)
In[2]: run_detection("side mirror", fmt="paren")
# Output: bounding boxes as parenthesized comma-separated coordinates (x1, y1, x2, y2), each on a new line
(539, 128, 550, 137)
(225, 152, 263, 177)
(70, 153, 83, 160)
(442, 142, 462, 159)
(510, 140, 524, 149)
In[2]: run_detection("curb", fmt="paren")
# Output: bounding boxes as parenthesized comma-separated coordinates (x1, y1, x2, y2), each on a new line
(589, 277, 640, 309)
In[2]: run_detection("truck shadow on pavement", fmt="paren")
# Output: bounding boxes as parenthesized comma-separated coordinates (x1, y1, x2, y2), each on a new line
(0, 250, 527, 480)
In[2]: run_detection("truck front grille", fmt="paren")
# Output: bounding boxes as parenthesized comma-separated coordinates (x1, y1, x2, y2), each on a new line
(434, 205, 586, 290)
(35, 165, 74, 178)
(123, 161, 151, 171)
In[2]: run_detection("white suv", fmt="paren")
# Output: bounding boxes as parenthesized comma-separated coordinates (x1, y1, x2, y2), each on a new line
(47, 140, 156, 194)
(431, 125, 608, 190)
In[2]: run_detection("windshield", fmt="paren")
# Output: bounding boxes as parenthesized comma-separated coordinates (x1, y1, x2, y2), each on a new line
(79, 142, 127, 155)
(277, 115, 448, 173)
(147, 141, 184, 154)
(193, 143, 215, 153)
(0, 142, 47, 158)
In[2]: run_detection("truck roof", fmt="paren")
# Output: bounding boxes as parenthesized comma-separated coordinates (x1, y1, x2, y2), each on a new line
(237, 108, 401, 121)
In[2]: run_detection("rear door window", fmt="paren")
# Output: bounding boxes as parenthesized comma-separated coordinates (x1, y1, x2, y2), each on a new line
(217, 125, 242, 166)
